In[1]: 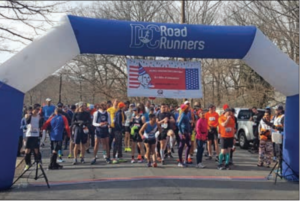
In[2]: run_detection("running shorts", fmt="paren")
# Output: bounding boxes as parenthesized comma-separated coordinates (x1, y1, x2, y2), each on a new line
(220, 137, 234, 149)
(208, 127, 218, 141)
(144, 138, 156, 145)
(25, 136, 39, 149)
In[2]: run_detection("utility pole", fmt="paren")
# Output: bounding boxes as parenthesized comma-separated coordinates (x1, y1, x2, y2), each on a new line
(58, 73, 62, 103)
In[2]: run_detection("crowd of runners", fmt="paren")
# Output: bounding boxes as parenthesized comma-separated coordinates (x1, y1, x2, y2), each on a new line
(19, 98, 284, 171)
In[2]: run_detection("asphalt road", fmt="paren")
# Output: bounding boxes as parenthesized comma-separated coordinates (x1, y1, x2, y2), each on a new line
(1, 140, 298, 200)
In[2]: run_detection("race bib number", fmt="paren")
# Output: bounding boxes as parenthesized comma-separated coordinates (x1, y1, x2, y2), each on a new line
(83, 127, 89, 134)
(225, 127, 232, 132)
(134, 124, 140, 127)
(162, 123, 168, 129)
(209, 117, 215, 121)
(31, 128, 38, 133)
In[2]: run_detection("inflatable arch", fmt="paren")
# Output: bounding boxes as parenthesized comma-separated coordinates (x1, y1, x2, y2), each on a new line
(0, 15, 298, 189)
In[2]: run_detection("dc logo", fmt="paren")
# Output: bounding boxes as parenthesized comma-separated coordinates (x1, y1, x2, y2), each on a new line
(130, 24, 160, 49)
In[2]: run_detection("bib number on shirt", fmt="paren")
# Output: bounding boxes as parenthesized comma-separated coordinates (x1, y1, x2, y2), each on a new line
(209, 117, 215, 121)
(31, 128, 38, 133)
(161, 123, 168, 129)
(225, 127, 232, 133)
(134, 124, 140, 127)
(83, 127, 89, 134)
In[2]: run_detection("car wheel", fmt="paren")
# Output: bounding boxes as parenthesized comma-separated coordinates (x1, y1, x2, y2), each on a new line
(239, 131, 248, 149)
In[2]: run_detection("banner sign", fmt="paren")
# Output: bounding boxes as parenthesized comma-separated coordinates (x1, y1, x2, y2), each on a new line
(127, 59, 202, 98)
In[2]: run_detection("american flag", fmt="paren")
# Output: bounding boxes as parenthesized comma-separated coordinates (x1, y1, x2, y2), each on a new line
(186, 69, 199, 90)
(128, 63, 154, 88)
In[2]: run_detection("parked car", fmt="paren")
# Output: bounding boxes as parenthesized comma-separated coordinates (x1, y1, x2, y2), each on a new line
(234, 108, 265, 149)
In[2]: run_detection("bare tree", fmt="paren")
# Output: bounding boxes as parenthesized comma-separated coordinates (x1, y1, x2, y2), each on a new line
(0, 1, 65, 53)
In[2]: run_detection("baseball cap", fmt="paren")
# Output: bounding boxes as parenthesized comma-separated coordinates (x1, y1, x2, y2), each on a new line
(57, 102, 63, 108)
(118, 102, 125, 108)
(208, 104, 215, 109)
(132, 107, 137, 111)
(223, 104, 229, 110)
(130, 103, 135, 107)
(107, 100, 112, 105)
(46, 98, 51, 102)
(184, 101, 190, 105)
(275, 105, 284, 110)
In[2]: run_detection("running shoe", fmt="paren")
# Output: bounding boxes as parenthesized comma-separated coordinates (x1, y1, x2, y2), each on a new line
(217, 164, 224, 170)
(187, 158, 193, 164)
(196, 163, 206, 168)
(138, 159, 144, 163)
(106, 158, 111, 164)
(161, 160, 165, 165)
(103, 151, 107, 159)
(204, 152, 209, 157)
(40, 143, 45, 148)
(127, 148, 132, 152)
(86, 149, 90, 154)
(24, 165, 29, 171)
(171, 148, 175, 153)
(68, 154, 72, 159)
(137, 155, 142, 160)
(257, 163, 264, 167)
(206, 156, 212, 160)
(124, 148, 128, 152)
(169, 153, 174, 159)
(81, 158, 85, 164)
(224, 164, 230, 170)
(57, 157, 65, 163)
(91, 158, 97, 165)
(73, 159, 77, 165)
(48, 165, 59, 170)
(194, 149, 197, 153)
(112, 159, 119, 164)
(131, 159, 136, 163)
(183, 162, 188, 167)
(153, 162, 157, 167)
(54, 163, 63, 169)
(147, 162, 151, 167)
(215, 156, 219, 162)
(178, 162, 184, 167)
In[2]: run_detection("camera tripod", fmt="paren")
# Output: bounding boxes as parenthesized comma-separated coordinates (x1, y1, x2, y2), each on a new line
(267, 144, 299, 184)
(13, 159, 50, 188)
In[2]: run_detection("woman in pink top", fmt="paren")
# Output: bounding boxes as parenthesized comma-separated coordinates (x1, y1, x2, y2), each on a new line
(195, 109, 208, 168)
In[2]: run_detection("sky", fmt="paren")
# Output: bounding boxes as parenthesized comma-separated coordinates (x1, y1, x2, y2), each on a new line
(0, 1, 92, 64)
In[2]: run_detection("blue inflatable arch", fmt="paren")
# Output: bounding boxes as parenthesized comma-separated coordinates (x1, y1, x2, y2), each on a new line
(0, 15, 298, 189)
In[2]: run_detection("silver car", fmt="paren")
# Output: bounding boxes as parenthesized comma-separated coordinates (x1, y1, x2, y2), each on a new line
(234, 108, 265, 149)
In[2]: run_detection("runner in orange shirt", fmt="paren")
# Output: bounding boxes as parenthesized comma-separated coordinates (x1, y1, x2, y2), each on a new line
(204, 104, 219, 161)
(218, 108, 235, 170)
